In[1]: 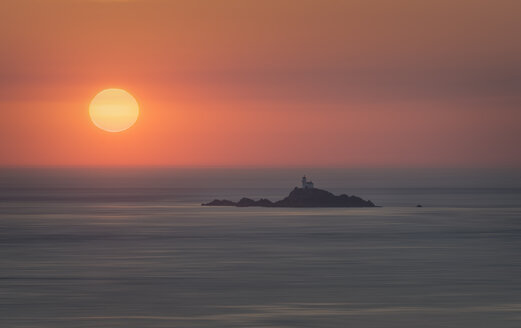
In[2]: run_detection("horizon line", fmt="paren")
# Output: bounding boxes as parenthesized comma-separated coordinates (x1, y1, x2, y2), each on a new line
(1, 165, 521, 170)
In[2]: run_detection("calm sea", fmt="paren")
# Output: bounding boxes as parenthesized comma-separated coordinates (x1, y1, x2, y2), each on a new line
(1, 168, 521, 327)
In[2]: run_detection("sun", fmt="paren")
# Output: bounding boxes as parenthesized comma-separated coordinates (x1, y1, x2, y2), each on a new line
(89, 88, 139, 132)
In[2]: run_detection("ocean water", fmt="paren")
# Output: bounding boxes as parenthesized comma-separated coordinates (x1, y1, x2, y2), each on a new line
(1, 168, 521, 327)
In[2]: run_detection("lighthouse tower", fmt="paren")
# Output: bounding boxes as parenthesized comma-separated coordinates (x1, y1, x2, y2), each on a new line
(301, 176, 314, 189)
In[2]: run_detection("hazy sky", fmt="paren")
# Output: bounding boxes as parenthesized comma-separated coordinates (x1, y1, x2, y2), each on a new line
(1, 0, 520, 167)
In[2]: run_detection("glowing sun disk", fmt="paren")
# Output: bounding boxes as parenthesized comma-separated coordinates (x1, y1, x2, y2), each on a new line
(89, 89, 139, 132)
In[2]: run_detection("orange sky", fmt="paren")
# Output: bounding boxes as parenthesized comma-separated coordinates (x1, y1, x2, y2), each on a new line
(1, 0, 520, 167)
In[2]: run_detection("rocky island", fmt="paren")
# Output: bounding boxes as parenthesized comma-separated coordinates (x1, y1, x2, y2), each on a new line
(202, 176, 376, 208)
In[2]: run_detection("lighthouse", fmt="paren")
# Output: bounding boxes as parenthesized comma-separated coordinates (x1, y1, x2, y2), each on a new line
(301, 176, 314, 189)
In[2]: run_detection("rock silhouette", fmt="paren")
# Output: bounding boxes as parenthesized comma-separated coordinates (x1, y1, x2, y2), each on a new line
(203, 187, 376, 208)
